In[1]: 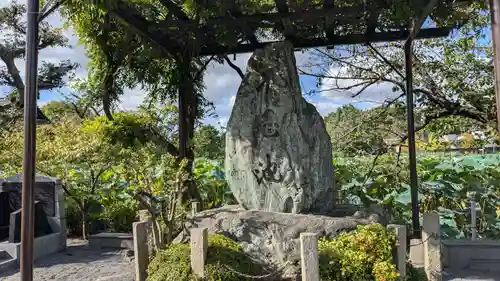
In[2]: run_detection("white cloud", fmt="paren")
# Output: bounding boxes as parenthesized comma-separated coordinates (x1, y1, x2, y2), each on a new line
(118, 88, 147, 111)
(229, 95, 236, 107)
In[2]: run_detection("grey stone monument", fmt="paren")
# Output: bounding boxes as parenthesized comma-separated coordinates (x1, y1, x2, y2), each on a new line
(9, 201, 53, 243)
(225, 41, 335, 214)
(0, 174, 66, 248)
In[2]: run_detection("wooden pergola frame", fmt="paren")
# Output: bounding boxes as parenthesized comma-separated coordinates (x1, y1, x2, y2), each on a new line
(19, 0, 500, 280)
(108, 0, 460, 56)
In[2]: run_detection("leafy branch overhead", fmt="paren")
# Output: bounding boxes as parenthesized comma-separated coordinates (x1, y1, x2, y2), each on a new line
(302, 3, 494, 149)
(0, 1, 78, 128)
(61, 1, 221, 162)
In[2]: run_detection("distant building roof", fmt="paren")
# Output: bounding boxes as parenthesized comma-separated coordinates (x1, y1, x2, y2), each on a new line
(0, 98, 10, 106)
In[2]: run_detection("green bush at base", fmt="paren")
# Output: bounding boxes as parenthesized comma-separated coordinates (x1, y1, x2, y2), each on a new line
(146, 234, 263, 281)
(147, 224, 417, 281)
(318, 224, 400, 281)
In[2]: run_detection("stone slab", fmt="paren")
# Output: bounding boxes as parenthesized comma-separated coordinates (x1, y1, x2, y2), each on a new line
(8, 201, 53, 243)
(88, 232, 133, 250)
(175, 205, 382, 266)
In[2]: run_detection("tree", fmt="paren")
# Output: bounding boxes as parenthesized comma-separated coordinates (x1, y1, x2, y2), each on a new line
(325, 104, 407, 156)
(61, 1, 220, 204)
(0, 117, 121, 239)
(193, 125, 225, 159)
(41, 100, 96, 121)
(0, 1, 78, 129)
(302, 3, 494, 144)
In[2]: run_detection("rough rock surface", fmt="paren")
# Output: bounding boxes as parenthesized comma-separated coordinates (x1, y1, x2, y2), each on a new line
(225, 41, 335, 214)
(175, 205, 382, 267)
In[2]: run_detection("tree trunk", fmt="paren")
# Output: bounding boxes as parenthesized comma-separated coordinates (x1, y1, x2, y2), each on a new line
(80, 203, 90, 240)
(81, 211, 88, 240)
(177, 56, 201, 205)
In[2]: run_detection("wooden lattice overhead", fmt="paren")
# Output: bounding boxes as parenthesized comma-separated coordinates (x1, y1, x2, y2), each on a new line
(103, 0, 475, 56)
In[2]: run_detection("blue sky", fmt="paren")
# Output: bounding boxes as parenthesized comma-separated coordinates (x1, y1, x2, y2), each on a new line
(0, 0, 400, 127)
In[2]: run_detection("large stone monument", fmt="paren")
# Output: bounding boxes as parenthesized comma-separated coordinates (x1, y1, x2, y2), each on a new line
(0, 174, 66, 271)
(225, 41, 335, 214)
(176, 44, 387, 279)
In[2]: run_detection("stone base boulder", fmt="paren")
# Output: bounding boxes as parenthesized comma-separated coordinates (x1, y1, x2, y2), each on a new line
(175, 205, 385, 270)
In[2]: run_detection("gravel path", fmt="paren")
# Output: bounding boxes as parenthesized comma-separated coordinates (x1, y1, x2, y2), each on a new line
(0, 239, 135, 281)
(444, 270, 500, 281)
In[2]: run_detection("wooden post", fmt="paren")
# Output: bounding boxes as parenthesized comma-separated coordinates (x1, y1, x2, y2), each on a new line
(300, 233, 320, 281)
(191, 227, 208, 278)
(423, 213, 442, 281)
(133, 221, 151, 281)
(388, 224, 407, 278)
(192, 201, 200, 217)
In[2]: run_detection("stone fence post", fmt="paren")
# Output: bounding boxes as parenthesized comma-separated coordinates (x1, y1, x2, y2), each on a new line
(387, 224, 407, 279)
(138, 209, 151, 222)
(133, 220, 151, 281)
(300, 232, 320, 281)
(192, 201, 200, 217)
(191, 227, 208, 278)
(423, 212, 442, 281)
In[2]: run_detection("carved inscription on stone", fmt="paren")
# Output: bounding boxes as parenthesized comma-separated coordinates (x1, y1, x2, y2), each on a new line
(229, 169, 246, 181)
(252, 154, 285, 185)
(259, 110, 280, 138)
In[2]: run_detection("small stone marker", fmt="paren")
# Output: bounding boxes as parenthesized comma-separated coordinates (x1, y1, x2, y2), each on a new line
(300, 232, 319, 281)
(192, 201, 200, 217)
(387, 224, 407, 278)
(423, 213, 442, 281)
(138, 209, 151, 222)
(191, 227, 208, 278)
(409, 238, 424, 267)
(133, 221, 150, 281)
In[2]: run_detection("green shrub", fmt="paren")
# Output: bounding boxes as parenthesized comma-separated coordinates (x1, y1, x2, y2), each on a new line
(194, 158, 236, 209)
(65, 192, 138, 236)
(98, 193, 138, 233)
(406, 263, 428, 281)
(146, 234, 263, 281)
(147, 225, 403, 281)
(65, 199, 83, 236)
(318, 223, 400, 281)
(65, 198, 103, 236)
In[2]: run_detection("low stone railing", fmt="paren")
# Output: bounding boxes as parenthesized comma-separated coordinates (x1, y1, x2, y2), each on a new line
(131, 203, 417, 281)
(187, 225, 408, 281)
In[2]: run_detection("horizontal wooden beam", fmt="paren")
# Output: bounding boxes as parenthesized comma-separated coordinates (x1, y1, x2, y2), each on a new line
(408, 0, 439, 40)
(110, 6, 181, 57)
(161, 4, 364, 30)
(228, 4, 259, 45)
(198, 27, 453, 55)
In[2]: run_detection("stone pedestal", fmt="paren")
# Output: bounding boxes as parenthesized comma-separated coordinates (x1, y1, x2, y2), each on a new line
(0, 175, 66, 250)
